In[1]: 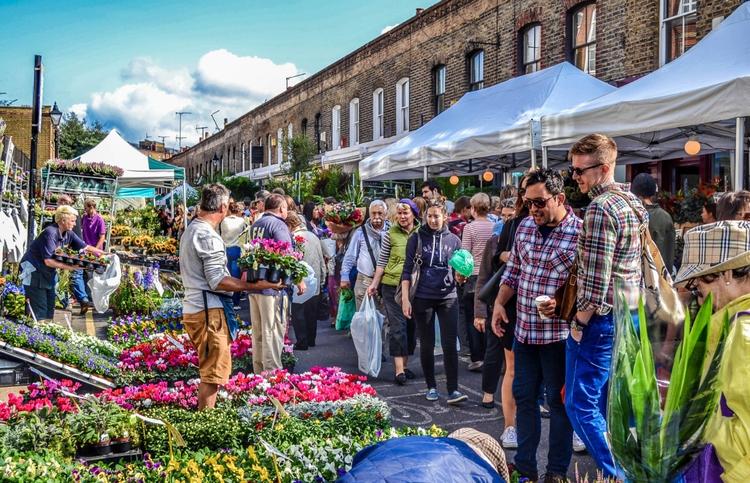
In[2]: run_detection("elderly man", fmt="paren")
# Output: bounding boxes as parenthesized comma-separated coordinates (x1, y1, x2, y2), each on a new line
(21, 205, 107, 321)
(341, 200, 390, 311)
(249, 193, 305, 373)
(180, 184, 281, 409)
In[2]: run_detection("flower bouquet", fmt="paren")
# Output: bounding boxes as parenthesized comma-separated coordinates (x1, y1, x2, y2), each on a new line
(608, 293, 730, 481)
(324, 202, 363, 234)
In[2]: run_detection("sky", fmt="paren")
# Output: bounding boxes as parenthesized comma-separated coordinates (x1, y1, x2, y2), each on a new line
(0, 0, 437, 148)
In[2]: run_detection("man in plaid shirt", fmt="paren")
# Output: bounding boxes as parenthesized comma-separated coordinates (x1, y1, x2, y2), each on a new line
(491, 169, 582, 482)
(564, 134, 646, 478)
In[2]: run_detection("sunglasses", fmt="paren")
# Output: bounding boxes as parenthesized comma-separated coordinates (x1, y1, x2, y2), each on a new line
(523, 196, 553, 209)
(569, 163, 604, 177)
(685, 272, 720, 291)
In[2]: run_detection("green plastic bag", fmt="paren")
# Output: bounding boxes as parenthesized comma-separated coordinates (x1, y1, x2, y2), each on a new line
(335, 288, 356, 330)
(449, 249, 474, 277)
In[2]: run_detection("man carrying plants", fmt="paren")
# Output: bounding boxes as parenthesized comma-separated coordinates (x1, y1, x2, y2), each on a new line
(249, 193, 306, 373)
(180, 184, 282, 410)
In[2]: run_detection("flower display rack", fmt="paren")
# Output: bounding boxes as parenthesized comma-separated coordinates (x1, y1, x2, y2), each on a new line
(0, 136, 28, 214)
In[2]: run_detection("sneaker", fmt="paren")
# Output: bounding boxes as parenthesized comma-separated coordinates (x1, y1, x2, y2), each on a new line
(572, 432, 586, 453)
(394, 373, 407, 385)
(467, 361, 483, 372)
(233, 305, 242, 310)
(501, 426, 518, 449)
(446, 391, 468, 405)
(404, 368, 416, 379)
(425, 388, 439, 401)
(540, 404, 551, 418)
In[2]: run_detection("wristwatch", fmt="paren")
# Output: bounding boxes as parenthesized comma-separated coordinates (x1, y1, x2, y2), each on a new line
(570, 317, 587, 332)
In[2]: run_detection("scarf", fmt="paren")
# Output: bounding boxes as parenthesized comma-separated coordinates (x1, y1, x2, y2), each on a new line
(364, 219, 389, 263)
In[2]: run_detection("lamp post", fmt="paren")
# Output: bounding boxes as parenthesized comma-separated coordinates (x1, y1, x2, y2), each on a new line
(212, 153, 220, 181)
(50, 102, 62, 158)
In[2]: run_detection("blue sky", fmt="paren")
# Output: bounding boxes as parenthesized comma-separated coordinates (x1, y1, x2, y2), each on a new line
(1, 0, 437, 147)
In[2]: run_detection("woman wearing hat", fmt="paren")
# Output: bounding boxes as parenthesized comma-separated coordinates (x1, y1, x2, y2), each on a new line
(20, 205, 108, 321)
(673, 220, 750, 481)
(368, 199, 420, 385)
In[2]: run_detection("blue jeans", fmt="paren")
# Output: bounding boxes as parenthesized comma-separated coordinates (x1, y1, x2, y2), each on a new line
(226, 246, 242, 305)
(564, 312, 617, 477)
(513, 339, 572, 478)
(70, 269, 89, 304)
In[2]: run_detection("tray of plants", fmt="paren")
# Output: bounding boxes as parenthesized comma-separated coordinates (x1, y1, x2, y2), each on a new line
(54, 248, 111, 274)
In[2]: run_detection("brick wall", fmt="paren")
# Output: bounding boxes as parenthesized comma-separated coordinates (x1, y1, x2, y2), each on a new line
(170, 0, 744, 183)
(0, 106, 55, 168)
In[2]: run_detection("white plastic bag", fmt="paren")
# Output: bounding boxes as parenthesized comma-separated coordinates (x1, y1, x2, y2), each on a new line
(293, 261, 318, 304)
(350, 294, 384, 377)
(88, 255, 122, 313)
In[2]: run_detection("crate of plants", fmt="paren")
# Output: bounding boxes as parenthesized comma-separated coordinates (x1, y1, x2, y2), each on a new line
(237, 238, 308, 286)
(53, 248, 111, 274)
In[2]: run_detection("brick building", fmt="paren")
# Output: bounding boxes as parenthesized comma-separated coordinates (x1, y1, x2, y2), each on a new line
(0, 105, 56, 168)
(169, 0, 743, 191)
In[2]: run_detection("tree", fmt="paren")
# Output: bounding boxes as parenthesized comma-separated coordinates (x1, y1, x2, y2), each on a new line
(58, 112, 108, 159)
(282, 134, 316, 176)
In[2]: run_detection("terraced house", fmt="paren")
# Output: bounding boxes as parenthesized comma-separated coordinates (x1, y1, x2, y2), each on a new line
(169, 0, 743, 191)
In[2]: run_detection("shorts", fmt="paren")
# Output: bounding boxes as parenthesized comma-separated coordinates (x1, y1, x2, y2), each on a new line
(183, 308, 232, 385)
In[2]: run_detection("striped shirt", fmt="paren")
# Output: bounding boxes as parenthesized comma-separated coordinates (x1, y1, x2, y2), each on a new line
(461, 219, 495, 276)
(577, 182, 647, 315)
(376, 231, 393, 268)
(501, 210, 582, 344)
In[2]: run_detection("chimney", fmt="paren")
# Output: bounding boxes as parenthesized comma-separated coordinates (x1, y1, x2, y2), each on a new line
(223, 118, 228, 128)
(416, 7, 424, 15)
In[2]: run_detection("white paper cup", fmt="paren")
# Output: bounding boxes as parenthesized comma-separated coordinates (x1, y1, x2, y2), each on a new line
(535, 295, 552, 320)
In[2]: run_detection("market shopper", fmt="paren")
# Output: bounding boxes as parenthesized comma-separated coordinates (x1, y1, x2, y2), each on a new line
(702, 198, 717, 224)
(180, 184, 282, 409)
(491, 169, 582, 481)
(20, 205, 107, 322)
(286, 213, 325, 350)
(630, 173, 676, 273)
(401, 198, 469, 405)
(368, 199, 420, 385)
(248, 193, 306, 373)
(564, 134, 646, 477)
(220, 201, 249, 308)
(461, 193, 495, 372)
(673, 220, 750, 481)
(341, 200, 390, 311)
(717, 190, 750, 221)
(420, 180, 442, 200)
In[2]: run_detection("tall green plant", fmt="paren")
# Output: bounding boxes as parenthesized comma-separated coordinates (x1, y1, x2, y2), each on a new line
(282, 134, 317, 175)
(608, 294, 729, 481)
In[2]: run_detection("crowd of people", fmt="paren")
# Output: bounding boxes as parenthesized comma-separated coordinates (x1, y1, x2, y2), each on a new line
(175, 131, 750, 481)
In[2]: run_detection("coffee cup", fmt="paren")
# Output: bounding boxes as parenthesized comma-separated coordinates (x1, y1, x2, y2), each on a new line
(535, 295, 552, 320)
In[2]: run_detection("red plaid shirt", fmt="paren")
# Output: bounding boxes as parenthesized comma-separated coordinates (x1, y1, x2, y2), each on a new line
(501, 209, 582, 344)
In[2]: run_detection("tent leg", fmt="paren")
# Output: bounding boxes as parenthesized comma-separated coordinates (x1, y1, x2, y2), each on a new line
(736, 117, 746, 190)
(530, 149, 537, 169)
(423, 166, 428, 182)
(542, 146, 549, 168)
(182, 182, 188, 229)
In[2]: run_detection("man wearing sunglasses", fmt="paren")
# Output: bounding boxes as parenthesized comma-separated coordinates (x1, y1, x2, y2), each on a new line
(491, 169, 582, 482)
(563, 133, 647, 478)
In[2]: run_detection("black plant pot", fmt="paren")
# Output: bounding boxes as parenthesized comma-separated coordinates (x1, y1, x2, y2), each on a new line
(110, 440, 132, 453)
(78, 443, 112, 457)
(54, 254, 64, 262)
(282, 272, 293, 286)
(246, 267, 259, 283)
(266, 268, 281, 284)
(77, 260, 86, 267)
(257, 265, 269, 281)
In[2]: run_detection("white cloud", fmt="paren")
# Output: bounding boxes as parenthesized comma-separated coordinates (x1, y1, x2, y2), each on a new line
(69, 103, 88, 120)
(72, 50, 300, 148)
(381, 25, 396, 34)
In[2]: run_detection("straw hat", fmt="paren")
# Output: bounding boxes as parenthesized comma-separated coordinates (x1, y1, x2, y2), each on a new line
(674, 220, 750, 286)
(449, 427, 509, 481)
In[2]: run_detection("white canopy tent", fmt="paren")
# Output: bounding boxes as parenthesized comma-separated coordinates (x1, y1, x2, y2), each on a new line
(156, 182, 197, 206)
(359, 62, 616, 181)
(542, 2, 750, 189)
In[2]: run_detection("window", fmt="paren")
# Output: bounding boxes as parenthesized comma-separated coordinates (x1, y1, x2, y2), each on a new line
(348, 99, 360, 146)
(372, 88, 384, 140)
(314, 113, 321, 152)
(267, 134, 273, 164)
(241, 142, 246, 172)
(521, 24, 542, 74)
(301, 118, 308, 137)
(277, 128, 283, 162)
(396, 78, 410, 134)
(434, 65, 446, 115)
(331, 105, 341, 150)
(662, 0, 697, 63)
(469, 50, 484, 91)
(570, 3, 596, 75)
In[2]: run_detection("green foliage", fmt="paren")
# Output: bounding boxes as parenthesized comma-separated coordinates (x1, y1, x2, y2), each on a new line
(282, 134, 317, 175)
(58, 112, 108, 160)
(313, 165, 351, 200)
(110, 271, 161, 317)
(219, 175, 258, 201)
(1, 407, 74, 456)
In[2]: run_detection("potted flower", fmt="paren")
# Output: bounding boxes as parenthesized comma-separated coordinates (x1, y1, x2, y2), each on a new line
(107, 404, 136, 453)
(68, 399, 112, 457)
(324, 202, 363, 234)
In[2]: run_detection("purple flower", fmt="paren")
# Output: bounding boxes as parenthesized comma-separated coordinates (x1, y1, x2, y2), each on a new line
(337, 468, 347, 477)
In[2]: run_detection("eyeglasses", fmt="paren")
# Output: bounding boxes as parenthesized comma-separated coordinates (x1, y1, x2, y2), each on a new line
(685, 273, 720, 291)
(569, 163, 604, 177)
(523, 196, 553, 209)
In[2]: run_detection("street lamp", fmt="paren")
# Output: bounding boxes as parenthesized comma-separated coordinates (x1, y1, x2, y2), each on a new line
(50, 102, 62, 158)
(212, 153, 220, 179)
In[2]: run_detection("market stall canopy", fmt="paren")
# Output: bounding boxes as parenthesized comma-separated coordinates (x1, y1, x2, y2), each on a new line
(541, 2, 750, 161)
(74, 130, 184, 197)
(359, 62, 616, 181)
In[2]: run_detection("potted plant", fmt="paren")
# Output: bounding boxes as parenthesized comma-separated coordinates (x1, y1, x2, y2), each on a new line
(68, 398, 112, 457)
(324, 202, 363, 234)
(107, 404, 136, 453)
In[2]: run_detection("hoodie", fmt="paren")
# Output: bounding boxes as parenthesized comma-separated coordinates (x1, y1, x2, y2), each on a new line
(401, 224, 462, 300)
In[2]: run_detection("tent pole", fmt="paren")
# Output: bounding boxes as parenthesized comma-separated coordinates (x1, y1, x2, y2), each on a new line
(182, 182, 188, 229)
(423, 166, 428, 182)
(530, 149, 537, 169)
(542, 146, 549, 168)
(736, 117, 746, 190)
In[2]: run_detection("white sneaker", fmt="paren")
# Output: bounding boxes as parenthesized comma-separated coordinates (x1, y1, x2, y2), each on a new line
(572, 431, 586, 453)
(501, 426, 518, 449)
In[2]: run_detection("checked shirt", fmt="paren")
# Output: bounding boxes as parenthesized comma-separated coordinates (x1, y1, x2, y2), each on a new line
(577, 182, 647, 315)
(501, 208, 582, 344)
